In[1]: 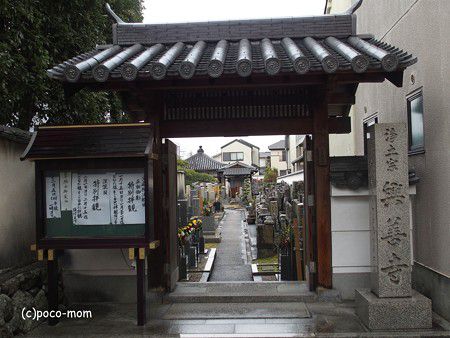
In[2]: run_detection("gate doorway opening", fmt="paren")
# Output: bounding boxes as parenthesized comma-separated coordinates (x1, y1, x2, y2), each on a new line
(155, 129, 324, 295)
(169, 134, 304, 284)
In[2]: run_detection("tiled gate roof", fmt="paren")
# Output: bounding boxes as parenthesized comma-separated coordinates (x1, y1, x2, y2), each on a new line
(46, 8, 416, 84)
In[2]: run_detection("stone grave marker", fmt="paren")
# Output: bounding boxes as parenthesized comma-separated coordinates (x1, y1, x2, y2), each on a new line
(355, 123, 431, 330)
(178, 199, 188, 227)
(192, 197, 200, 216)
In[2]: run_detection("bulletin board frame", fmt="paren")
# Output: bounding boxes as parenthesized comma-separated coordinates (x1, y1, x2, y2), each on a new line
(35, 157, 154, 249)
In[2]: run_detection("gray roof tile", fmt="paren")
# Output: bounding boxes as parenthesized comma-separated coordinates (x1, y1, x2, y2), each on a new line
(268, 140, 286, 150)
(186, 146, 224, 171)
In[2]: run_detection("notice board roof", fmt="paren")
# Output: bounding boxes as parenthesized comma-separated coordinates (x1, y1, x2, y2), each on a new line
(21, 123, 153, 161)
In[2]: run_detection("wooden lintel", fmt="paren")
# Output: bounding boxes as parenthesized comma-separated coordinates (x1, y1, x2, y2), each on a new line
(160, 117, 350, 138)
(326, 92, 355, 105)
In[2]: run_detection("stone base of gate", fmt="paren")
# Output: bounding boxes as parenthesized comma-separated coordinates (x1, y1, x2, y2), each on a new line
(355, 288, 432, 330)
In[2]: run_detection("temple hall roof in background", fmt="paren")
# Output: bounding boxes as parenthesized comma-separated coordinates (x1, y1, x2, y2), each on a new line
(186, 146, 224, 171)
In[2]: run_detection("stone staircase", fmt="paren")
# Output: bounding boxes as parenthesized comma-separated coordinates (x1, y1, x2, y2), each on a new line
(166, 281, 317, 303)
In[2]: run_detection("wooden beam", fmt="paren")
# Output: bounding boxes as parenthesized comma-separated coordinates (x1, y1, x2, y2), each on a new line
(385, 71, 404, 87)
(313, 90, 332, 289)
(160, 117, 350, 138)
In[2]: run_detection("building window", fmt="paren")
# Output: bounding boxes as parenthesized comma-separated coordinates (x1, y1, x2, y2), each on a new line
(363, 115, 378, 155)
(281, 150, 287, 161)
(223, 152, 244, 161)
(280, 170, 287, 176)
(407, 90, 425, 154)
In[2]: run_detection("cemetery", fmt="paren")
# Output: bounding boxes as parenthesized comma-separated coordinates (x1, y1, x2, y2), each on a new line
(1, 0, 450, 336)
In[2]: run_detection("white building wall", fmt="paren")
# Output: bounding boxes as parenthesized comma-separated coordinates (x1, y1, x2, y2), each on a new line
(331, 185, 416, 299)
(221, 141, 252, 166)
(286, 135, 297, 172)
(276, 171, 304, 185)
(251, 147, 259, 167)
(270, 149, 287, 173)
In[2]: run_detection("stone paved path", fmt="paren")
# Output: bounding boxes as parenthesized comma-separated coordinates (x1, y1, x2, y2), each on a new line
(209, 209, 253, 281)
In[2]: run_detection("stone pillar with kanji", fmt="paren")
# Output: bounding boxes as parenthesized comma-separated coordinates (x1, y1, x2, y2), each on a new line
(356, 123, 432, 330)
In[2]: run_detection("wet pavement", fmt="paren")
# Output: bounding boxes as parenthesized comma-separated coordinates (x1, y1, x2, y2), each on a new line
(27, 211, 450, 337)
(209, 209, 253, 281)
(30, 300, 450, 337)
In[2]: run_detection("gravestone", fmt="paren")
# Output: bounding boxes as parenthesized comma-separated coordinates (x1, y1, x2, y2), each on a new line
(201, 216, 217, 234)
(269, 200, 278, 219)
(192, 198, 200, 216)
(177, 199, 188, 227)
(186, 185, 191, 206)
(257, 216, 275, 258)
(292, 181, 304, 201)
(284, 201, 293, 223)
(293, 200, 303, 221)
(221, 186, 226, 200)
(355, 123, 431, 330)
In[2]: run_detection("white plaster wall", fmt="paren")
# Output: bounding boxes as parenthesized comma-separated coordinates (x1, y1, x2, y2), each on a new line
(270, 150, 287, 173)
(251, 147, 259, 167)
(287, 135, 297, 172)
(276, 171, 304, 185)
(221, 141, 252, 166)
(329, 107, 357, 157)
(0, 138, 35, 268)
(331, 186, 416, 274)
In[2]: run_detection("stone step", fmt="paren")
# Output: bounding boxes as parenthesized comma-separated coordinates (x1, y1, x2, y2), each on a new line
(166, 281, 317, 303)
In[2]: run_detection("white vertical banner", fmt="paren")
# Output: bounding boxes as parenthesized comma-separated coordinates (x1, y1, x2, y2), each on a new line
(45, 176, 61, 219)
(59, 171, 72, 211)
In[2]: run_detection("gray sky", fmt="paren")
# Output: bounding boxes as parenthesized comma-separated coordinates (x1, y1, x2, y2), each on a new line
(143, 0, 326, 158)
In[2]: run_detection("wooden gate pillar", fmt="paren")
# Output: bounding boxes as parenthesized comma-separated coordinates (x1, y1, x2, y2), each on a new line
(313, 91, 332, 289)
(146, 95, 165, 289)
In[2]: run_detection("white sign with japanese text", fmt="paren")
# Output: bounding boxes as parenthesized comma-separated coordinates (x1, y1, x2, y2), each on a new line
(45, 176, 61, 219)
(110, 173, 145, 225)
(71, 173, 112, 225)
(59, 172, 72, 211)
